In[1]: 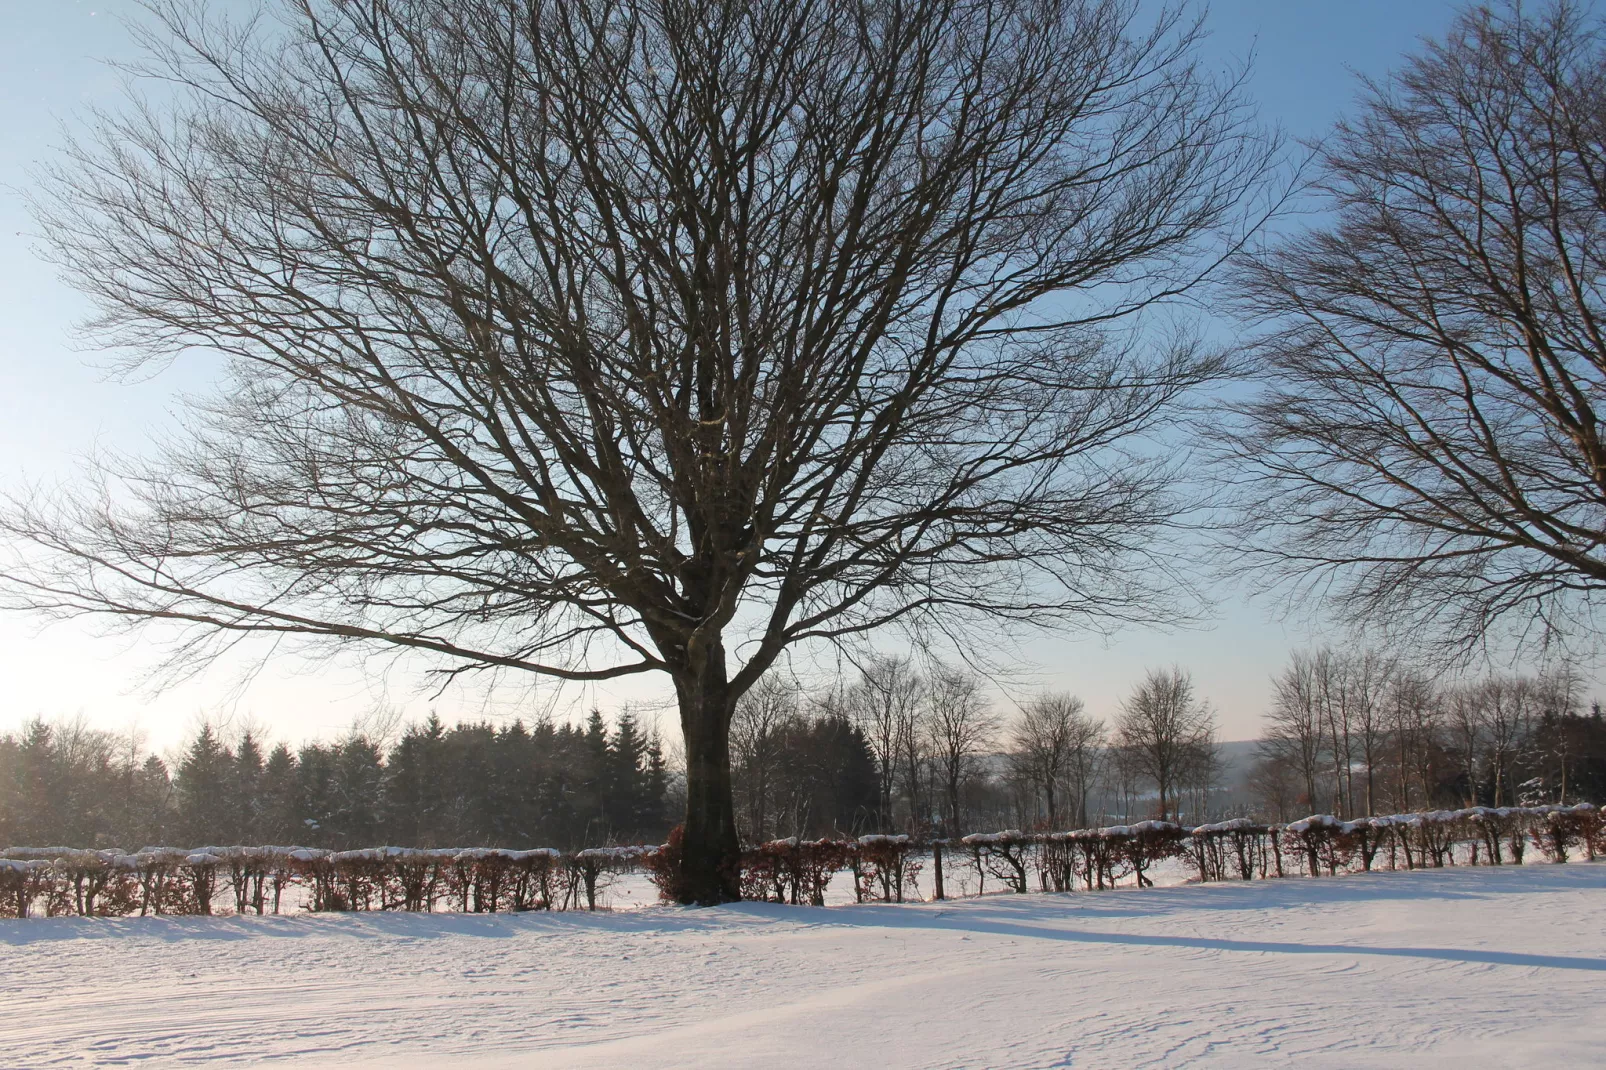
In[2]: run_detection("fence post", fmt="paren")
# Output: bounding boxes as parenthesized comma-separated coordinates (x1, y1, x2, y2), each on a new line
(933, 842, 945, 901)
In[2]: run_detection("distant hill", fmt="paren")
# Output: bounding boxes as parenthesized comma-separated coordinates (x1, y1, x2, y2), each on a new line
(1217, 739, 1261, 779)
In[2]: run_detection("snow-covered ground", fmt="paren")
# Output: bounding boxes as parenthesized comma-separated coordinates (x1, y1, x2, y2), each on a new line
(4, 863, 1604, 1068)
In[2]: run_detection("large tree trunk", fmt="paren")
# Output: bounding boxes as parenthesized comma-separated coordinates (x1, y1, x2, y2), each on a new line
(674, 641, 742, 904)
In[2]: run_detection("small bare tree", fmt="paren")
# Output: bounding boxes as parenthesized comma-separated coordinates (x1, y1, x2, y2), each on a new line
(1449, 673, 1567, 806)
(1223, 0, 1606, 656)
(1383, 670, 1443, 812)
(1115, 666, 1215, 822)
(1010, 692, 1102, 827)
(3, 0, 1272, 900)
(846, 656, 925, 832)
(1483, 679, 1539, 807)
(1312, 651, 1354, 816)
(1258, 647, 1401, 817)
(1176, 731, 1221, 823)
(1447, 683, 1491, 807)
(1258, 652, 1325, 813)
(896, 679, 931, 835)
(1063, 707, 1107, 828)
(729, 673, 801, 843)
(923, 666, 998, 836)
(1343, 650, 1396, 817)
(1011, 694, 1074, 826)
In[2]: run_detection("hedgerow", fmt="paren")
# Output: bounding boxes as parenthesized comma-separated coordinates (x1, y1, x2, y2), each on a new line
(3, 803, 1598, 918)
(0, 844, 649, 918)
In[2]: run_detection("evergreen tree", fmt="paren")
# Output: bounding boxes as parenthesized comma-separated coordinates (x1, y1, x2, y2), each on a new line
(233, 731, 266, 844)
(529, 718, 581, 848)
(327, 735, 385, 848)
(259, 743, 298, 844)
(132, 754, 173, 847)
(579, 709, 611, 843)
(605, 712, 651, 839)
(174, 724, 234, 845)
(644, 733, 670, 841)
(445, 722, 497, 844)
(773, 716, 879, 838)
(384, 714, 449, 846)
(489, 720, 538, 846)
(15, 720, 62, 845)
(6, 704, 783, 850)
(0, 731, 20, 845)
(294, 743, 337, 847)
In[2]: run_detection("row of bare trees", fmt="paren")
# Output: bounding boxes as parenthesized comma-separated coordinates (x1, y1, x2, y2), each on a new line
(731, 660, 1223, 841)
(1254, 649, 1604, 820)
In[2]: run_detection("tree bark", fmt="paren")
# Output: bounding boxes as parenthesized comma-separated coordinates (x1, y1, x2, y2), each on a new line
(674, 641, 742, 905)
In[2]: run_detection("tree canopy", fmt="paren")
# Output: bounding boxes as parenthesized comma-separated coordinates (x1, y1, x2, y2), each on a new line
(3, 0, 1274, 900)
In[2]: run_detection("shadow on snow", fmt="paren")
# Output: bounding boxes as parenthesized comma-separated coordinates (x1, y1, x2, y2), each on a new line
(4, 860, 1603, 974)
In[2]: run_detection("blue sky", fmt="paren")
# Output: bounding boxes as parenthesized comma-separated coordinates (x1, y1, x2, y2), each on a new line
(0, 0, 1576, 751)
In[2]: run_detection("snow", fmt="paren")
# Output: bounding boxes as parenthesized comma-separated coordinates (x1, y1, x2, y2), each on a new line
(1286, 814, 1348, 833)
(0, 858, 48, 875)
(1190, 818, 1258, 834)
(959, 829, 1024, 845)
(573, 846, 655, 863)
(4, 863, 1605, 1067)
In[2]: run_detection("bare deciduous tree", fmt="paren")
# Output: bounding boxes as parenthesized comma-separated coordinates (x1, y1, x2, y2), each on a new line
(846, 656, 923, 832)
(1012, 693, 1071, 825)
(1343, 650, 1395, 817)
(1383, 670, 1443, 813)
(1, 0, 1272, 900)
(729, 673, 800, 842)
(923, 667, 998, 836)
(1011, 691, 1103, 827)
(1176, 732, 1220, 823)
(1449, 673, 1573, 806)
(1261, 648, 1400, 817)
(1223, 0, 1606, 655)
(1259, 652, 1324, 812)
(1312, 650, 1355, 816)
(1480, 680, 1536, 807)
(1062, 704, 1106, 828)
(1115, 666, 1215, 822)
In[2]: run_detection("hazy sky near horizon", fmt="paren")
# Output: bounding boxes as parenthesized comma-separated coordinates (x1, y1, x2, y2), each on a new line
(0, 0, 1588, 753)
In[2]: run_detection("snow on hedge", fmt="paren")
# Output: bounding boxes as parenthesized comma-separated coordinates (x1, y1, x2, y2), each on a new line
(4, 802, 1601, 918)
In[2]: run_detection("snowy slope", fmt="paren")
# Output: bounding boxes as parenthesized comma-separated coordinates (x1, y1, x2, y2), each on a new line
(3, 864, 1604, 1068)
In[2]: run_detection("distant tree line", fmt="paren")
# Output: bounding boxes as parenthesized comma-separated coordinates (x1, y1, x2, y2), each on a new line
(729, 660, 1226, 842)
(0, 711, 672, 851)
(13, 647, 1604, 853)
(3, 660, 1242, 851)
(1251, 649, 1606, 821)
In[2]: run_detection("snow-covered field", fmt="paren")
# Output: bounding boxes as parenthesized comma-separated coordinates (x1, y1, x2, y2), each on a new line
(4, 863, 1604, 1069)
